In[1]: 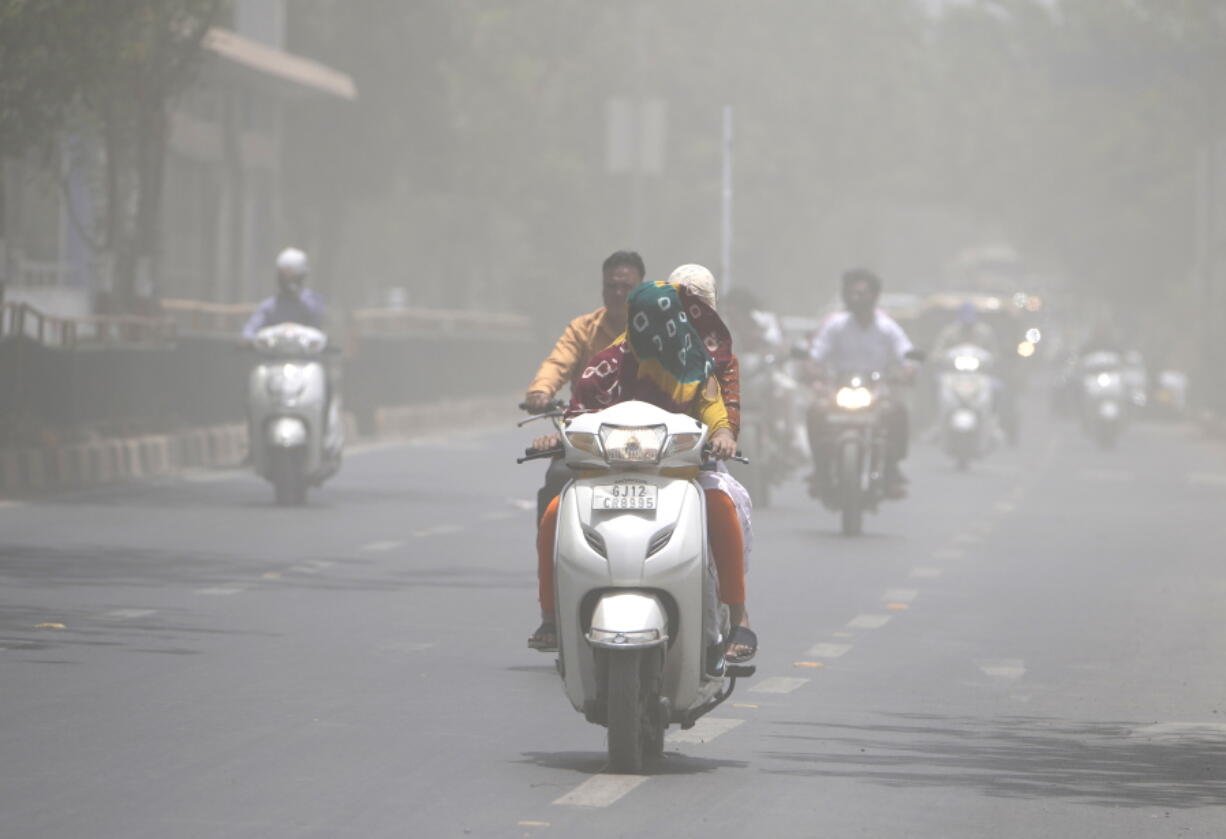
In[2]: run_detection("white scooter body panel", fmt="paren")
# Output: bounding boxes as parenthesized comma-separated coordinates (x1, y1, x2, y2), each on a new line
(247, 324, 342, 486)
(551, 401, 725, 723)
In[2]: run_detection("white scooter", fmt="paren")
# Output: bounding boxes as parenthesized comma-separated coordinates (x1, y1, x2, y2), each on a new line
(520, 400, 755, 772)
(1080, 351, 1126, 450)
(248, 323, 343, 505)
(936, 343, 1000, 471)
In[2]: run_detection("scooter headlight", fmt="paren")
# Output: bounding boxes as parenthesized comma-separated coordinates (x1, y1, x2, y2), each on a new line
(954, 355, 981, 372)
(835, 386, 873, 410)
(598, 424, 667, 465)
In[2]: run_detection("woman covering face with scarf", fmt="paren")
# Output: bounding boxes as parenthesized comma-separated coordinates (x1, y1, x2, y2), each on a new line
(530, 281, 756, 662)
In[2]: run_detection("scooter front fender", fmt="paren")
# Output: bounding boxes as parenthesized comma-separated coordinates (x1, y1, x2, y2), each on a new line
(587, 592, 668, 649)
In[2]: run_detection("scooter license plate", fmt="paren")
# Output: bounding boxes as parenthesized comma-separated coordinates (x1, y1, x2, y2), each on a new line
(592, 482, 658, 511)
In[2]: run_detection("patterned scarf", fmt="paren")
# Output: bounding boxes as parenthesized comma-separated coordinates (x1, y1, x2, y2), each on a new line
(571, 282, 731, 417)
(626, 281, 716, 407)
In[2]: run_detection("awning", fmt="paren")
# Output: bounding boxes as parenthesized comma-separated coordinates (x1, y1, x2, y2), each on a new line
(202, 27, 356, 101)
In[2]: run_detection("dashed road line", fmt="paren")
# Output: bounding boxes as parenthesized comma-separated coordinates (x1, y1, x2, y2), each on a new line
(993, 501, 1016, 514)
(413, 524, 464, 538)
(909, 567, 943, 579)
(750, 677, 809, 694)
(952, 532, 983, 545)
(362, 540, 404, 552)
(977, 658, 1027, 680)
(553, 774, 648, 807)
(0, 500, 27, 509)
(807, 642, 852, 659)
(666, 716, 744, 744)
(1130, 722, 1226, 741)
(882, 588, 918, 604)
(102, 608, 157, 620)
(290, 560, 334, 575)
(481, 510, 515, 521)
(196, 586, 247, 596)
(847, 614, 892, 630)
(933, 548, 966, 560)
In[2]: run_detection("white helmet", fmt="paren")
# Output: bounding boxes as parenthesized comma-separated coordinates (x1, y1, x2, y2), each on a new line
(668, 263, 717, 310)
(275, 247, 309, 278)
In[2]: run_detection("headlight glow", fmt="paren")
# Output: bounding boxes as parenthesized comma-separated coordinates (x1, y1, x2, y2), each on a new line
(1017, 340, 1036, 358)
(835, 386, 874, 410)
(954, 355, 981, 372)
(599, 424, 667, 465)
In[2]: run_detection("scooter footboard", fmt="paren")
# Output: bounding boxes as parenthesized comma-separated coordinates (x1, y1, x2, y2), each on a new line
(587, 592, 668, 648)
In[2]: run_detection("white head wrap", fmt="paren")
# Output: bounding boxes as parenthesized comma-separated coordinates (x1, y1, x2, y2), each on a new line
(668, 264, 717, 311)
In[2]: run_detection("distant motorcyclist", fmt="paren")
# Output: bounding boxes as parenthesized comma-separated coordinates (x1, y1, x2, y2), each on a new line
(242, 248, 327, 340)
(933, 301, 999, 357)
(241, 248, 337, 452)
(806, 269, 917, 497)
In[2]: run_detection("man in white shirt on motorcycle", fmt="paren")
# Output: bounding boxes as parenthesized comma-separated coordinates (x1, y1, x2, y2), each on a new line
(806, 269, 917, 498)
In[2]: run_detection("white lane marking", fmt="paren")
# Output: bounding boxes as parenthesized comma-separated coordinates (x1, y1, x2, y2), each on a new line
(102, 608, 157, 620)
(362, 540, 404, 552)
(196, 586, 247, 596)
(181, 470, 238, 483)
(994, 501, 1016, 514)
(832, 631, 853, 639)
(977, 659, 1026, 680)
(552, 774, 648, 807)
(413, 524, 464, 538)
(910, 567, 943, 579)
(933, 548, 965, 560)
(666, 716, 744, 744)
(882, 588, 918, 604)
(0, 500, 27, 508)
(1188, 473, 1226, 488)
(1077, 467, 1135, 483)
(509, 498, 536, 512)
(807, 642, 852, 659)
(481, 510, 515, 521)
(952, 532, 983, 545)
(847, 614, 891, 630)
(1130, 722, 1226, 741)
(290, 560, 335, 575)
(750, 677, 809, 694)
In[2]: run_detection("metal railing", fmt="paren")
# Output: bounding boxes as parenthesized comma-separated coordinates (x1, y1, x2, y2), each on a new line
(0, 301, 173, 347)
(160, 298, 257, 335)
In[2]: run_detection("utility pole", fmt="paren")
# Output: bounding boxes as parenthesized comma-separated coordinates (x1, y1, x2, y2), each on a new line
(720, 105, 734, 295)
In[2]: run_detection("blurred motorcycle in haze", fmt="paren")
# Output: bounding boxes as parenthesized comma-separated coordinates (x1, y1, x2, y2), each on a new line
(1080, 350, 1127, 449)
(246, 323, 343, 505)
(936, 343, 1001, 471)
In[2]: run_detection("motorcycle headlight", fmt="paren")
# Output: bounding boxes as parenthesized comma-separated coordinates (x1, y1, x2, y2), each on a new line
(1096, 371, 1120, 388)
(266, 363, 307, 400)
(835, 386, 873, 410)
(954, 355, 981, 372)
(599, 424, 667, 465)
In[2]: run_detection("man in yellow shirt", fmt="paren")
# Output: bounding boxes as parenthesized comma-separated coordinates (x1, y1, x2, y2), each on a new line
(523, 251, 645, 518)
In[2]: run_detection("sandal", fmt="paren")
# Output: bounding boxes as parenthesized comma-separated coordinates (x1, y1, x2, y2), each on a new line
(724, 625, 758, 664)
(527, 621, 558, 652)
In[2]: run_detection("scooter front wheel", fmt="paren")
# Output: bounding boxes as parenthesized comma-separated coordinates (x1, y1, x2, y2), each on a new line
(271, 448, 308, 506)
(605, 648, 663, 773)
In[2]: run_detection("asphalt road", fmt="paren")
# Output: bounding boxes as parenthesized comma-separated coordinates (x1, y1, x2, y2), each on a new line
(2, 409, 1225, 838)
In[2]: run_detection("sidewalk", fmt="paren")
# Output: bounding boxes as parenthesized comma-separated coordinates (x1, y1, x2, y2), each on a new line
(0, 394, 518, 497)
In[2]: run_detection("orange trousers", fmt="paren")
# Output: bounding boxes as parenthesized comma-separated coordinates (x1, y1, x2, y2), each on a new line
(537, 489, 745, 614)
